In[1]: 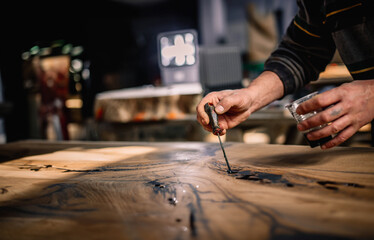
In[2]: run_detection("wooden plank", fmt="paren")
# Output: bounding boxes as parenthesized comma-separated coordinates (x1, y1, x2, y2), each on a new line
(0, 140, 374, 240)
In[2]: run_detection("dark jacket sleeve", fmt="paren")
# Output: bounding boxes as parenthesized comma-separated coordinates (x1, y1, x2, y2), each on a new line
(264, 0, 336, 96)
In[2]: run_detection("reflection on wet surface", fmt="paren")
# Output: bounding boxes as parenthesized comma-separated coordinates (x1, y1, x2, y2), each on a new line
(1, 142, 374, 239)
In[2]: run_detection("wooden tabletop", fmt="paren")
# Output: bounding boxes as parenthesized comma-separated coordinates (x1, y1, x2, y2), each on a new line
(0, 140, 374, 240)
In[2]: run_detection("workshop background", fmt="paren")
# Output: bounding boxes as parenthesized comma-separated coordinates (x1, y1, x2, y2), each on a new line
(0, 0, 370, 147)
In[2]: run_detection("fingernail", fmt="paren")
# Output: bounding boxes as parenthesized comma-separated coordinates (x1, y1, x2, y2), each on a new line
(305, 133, 312, 140)
(297, 124, 304, 131)
(215, 105, 224, 114)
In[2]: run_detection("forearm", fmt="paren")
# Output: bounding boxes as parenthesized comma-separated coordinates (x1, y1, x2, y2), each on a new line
(245, 71, 284, 112)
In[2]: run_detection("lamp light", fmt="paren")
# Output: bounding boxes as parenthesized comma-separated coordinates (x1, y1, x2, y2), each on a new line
(157, 29, 199, 85)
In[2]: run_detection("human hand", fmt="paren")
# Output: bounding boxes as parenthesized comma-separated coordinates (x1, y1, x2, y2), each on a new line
(296, 80, 374, 149)
(196, 88, 254, 135)
(196, 71, 284, 135)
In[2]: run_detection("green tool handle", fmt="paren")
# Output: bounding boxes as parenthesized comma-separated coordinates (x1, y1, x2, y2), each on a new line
(204, 103, 221, 135)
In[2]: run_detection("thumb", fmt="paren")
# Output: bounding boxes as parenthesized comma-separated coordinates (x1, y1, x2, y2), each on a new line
(215, 104, 225, 114)
(215, 94, 239, 114)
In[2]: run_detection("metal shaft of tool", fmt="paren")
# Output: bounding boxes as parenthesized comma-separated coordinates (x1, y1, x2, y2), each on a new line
(204, 103, 233, 173)
(217, 134, 232, 173)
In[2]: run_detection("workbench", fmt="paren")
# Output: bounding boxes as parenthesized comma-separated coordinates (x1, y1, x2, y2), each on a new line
(92, 82, 296, 143)
(1, 140, 374, 240)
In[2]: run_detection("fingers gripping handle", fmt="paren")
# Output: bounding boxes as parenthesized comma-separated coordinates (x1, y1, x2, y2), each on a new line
(204, 103, 222, 135)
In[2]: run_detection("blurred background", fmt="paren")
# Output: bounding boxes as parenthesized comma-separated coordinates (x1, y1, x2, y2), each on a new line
(0, 0, 370, 147)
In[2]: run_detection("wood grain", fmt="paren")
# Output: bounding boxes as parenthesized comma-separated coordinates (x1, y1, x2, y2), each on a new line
(0, 140, 374, 240)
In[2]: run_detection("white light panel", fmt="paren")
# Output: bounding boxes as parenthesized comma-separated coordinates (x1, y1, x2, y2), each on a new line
(158, 30, 198, 68)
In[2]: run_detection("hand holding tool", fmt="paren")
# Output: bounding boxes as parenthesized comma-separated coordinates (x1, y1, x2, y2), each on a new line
(204, 103, 232, 173)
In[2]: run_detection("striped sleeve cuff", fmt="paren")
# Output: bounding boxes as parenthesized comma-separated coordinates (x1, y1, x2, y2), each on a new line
(263, 61, 297, 97)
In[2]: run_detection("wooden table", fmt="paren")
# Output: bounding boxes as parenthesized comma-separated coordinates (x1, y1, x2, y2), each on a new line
(1, 140, 374, 240)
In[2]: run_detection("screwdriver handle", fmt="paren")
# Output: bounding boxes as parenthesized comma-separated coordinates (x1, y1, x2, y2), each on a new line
(204, 103, 222, 135)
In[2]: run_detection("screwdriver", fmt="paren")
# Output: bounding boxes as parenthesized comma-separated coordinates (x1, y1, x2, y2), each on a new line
(204, 103, 233, 173)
